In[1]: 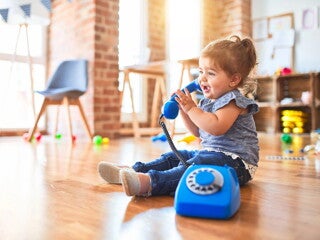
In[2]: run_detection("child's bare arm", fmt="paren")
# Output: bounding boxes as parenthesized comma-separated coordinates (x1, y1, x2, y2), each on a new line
(176, 89, 243, 136)
(186, 101, 242, 136)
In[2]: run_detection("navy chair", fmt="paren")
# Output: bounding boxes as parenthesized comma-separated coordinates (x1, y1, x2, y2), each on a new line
(27, 59, 92, 142)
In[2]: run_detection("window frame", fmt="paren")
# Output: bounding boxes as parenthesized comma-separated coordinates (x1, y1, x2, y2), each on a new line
(118, 0, 148, 123)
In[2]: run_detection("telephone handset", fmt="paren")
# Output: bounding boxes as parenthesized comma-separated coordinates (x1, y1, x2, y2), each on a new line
(161, 78, 202, 120)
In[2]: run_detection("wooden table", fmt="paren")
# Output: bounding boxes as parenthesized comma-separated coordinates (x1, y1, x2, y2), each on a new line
(177, 57, 199, 88)
(170, 57, 199, 134)
(119, 61, 168, 138)
(119, 58, 199, 137)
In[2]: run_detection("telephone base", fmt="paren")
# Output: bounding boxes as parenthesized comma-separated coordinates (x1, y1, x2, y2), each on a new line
(174, 165, 240, 219)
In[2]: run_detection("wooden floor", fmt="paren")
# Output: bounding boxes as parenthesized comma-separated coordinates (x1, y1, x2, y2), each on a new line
(0, 133, 319, 240)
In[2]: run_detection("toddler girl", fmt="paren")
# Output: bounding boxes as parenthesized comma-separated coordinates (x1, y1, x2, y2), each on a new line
(99, 35, 259, 197)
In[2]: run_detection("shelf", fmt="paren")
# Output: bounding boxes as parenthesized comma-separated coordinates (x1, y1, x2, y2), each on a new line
(256, 102, 274, 108)
(315, 73, 320, 107)
(254, 72, 319, 133)
(315, 107, 320, 130)
(256, 76, 275, 102)
(278, 106, 312, 133)
(254, 107, 276, 133)
(278, 102, 312, 107)
(276, 73, 312, 102)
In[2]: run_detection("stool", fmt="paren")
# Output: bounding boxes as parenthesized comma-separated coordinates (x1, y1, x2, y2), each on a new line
(119, 61, 168, 138)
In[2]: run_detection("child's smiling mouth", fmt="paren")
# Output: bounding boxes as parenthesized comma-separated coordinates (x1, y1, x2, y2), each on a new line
(201, 85, 210, 93)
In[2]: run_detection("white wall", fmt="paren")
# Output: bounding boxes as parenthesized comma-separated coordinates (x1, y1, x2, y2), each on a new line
(252, 0, 320, 74)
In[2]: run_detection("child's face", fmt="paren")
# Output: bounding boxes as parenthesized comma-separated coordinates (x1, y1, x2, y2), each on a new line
(198, 57, 234, 100)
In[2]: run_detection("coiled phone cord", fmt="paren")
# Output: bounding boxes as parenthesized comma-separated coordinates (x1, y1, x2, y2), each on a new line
(158, 114, 191, 168)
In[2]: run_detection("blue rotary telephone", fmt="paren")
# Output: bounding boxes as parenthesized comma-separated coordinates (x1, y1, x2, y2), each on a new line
(174, 164, 240, 219)
(159, 79, 241, 219)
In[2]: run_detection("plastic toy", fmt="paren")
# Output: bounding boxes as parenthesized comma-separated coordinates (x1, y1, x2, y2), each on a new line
(178, 134, 197, 144)
(281, 67, 292, 76)
(281, 110, 307, 134)
(151, 133, 167, 142)
(174, 165, 240, 219)
(93, 135, 109, 145)
(162, 78, 202, 119)
(284, 149, 294, 154)
(276, 67, 292, 76)
(281, 133, 292, 144)
(93, 135, 103, 145)
(35, 133, 42, 142)
(102, 137, 110, 144)
(266, 155, 305, 160)
(311, 129, 320, 143)
(55, 133, 62, 139)
(23, 132, 42, 142)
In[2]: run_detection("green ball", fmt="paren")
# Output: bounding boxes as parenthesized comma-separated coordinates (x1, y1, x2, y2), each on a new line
(93, 135, 103, 145)
(55, 133, 62, 139)
(281, 133, 292, 144)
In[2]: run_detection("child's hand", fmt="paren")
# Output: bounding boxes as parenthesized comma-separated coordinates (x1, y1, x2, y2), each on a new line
(175, 88, 197, 113)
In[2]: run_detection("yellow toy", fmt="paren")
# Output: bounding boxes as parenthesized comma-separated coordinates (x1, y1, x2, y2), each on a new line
(281, 110, 307, 133)
(178, 134, 197, 144)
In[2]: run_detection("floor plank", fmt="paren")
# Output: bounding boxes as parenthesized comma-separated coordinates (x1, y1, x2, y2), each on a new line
(0, 133, 319, 240)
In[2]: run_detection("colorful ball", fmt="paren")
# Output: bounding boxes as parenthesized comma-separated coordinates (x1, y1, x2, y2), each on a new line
(102, 137, 110, 144)
(93, 135, 103, 145)
(35, 133, 42, 142)
(55, 133, 62, 139)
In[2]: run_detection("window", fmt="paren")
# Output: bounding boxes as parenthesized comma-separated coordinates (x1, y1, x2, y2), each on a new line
(0, 24, 47, 130)
(167, 0, 201, 132)
(118, 0, 201, 127)
(119, 0, 148, 122)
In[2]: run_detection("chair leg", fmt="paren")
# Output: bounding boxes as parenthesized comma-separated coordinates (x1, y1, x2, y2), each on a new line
(75, 98, 93, 139)
(54, 104, 60, 136)
(27, 98, 49, 142)
(126, 74, 139, 138)
(63, 97, 73, 142)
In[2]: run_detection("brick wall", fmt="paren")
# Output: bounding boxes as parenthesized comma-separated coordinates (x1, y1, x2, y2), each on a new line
(48, 0, 251, 139)
(202, 0, 251, 46)
(148, 0, 166, 62)
(49, 0, 119, 139)
(93, 0, 120, 138)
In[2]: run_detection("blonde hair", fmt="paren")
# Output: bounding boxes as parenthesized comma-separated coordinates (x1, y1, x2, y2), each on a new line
(201, 35, 258, 98)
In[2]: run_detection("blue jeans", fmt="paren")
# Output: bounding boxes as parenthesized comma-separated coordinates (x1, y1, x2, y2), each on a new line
(132, 150, 252, 196)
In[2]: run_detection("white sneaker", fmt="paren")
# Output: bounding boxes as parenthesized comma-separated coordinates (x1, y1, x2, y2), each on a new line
(120, 169, 151, 197)
(98, 162, 132, 184)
